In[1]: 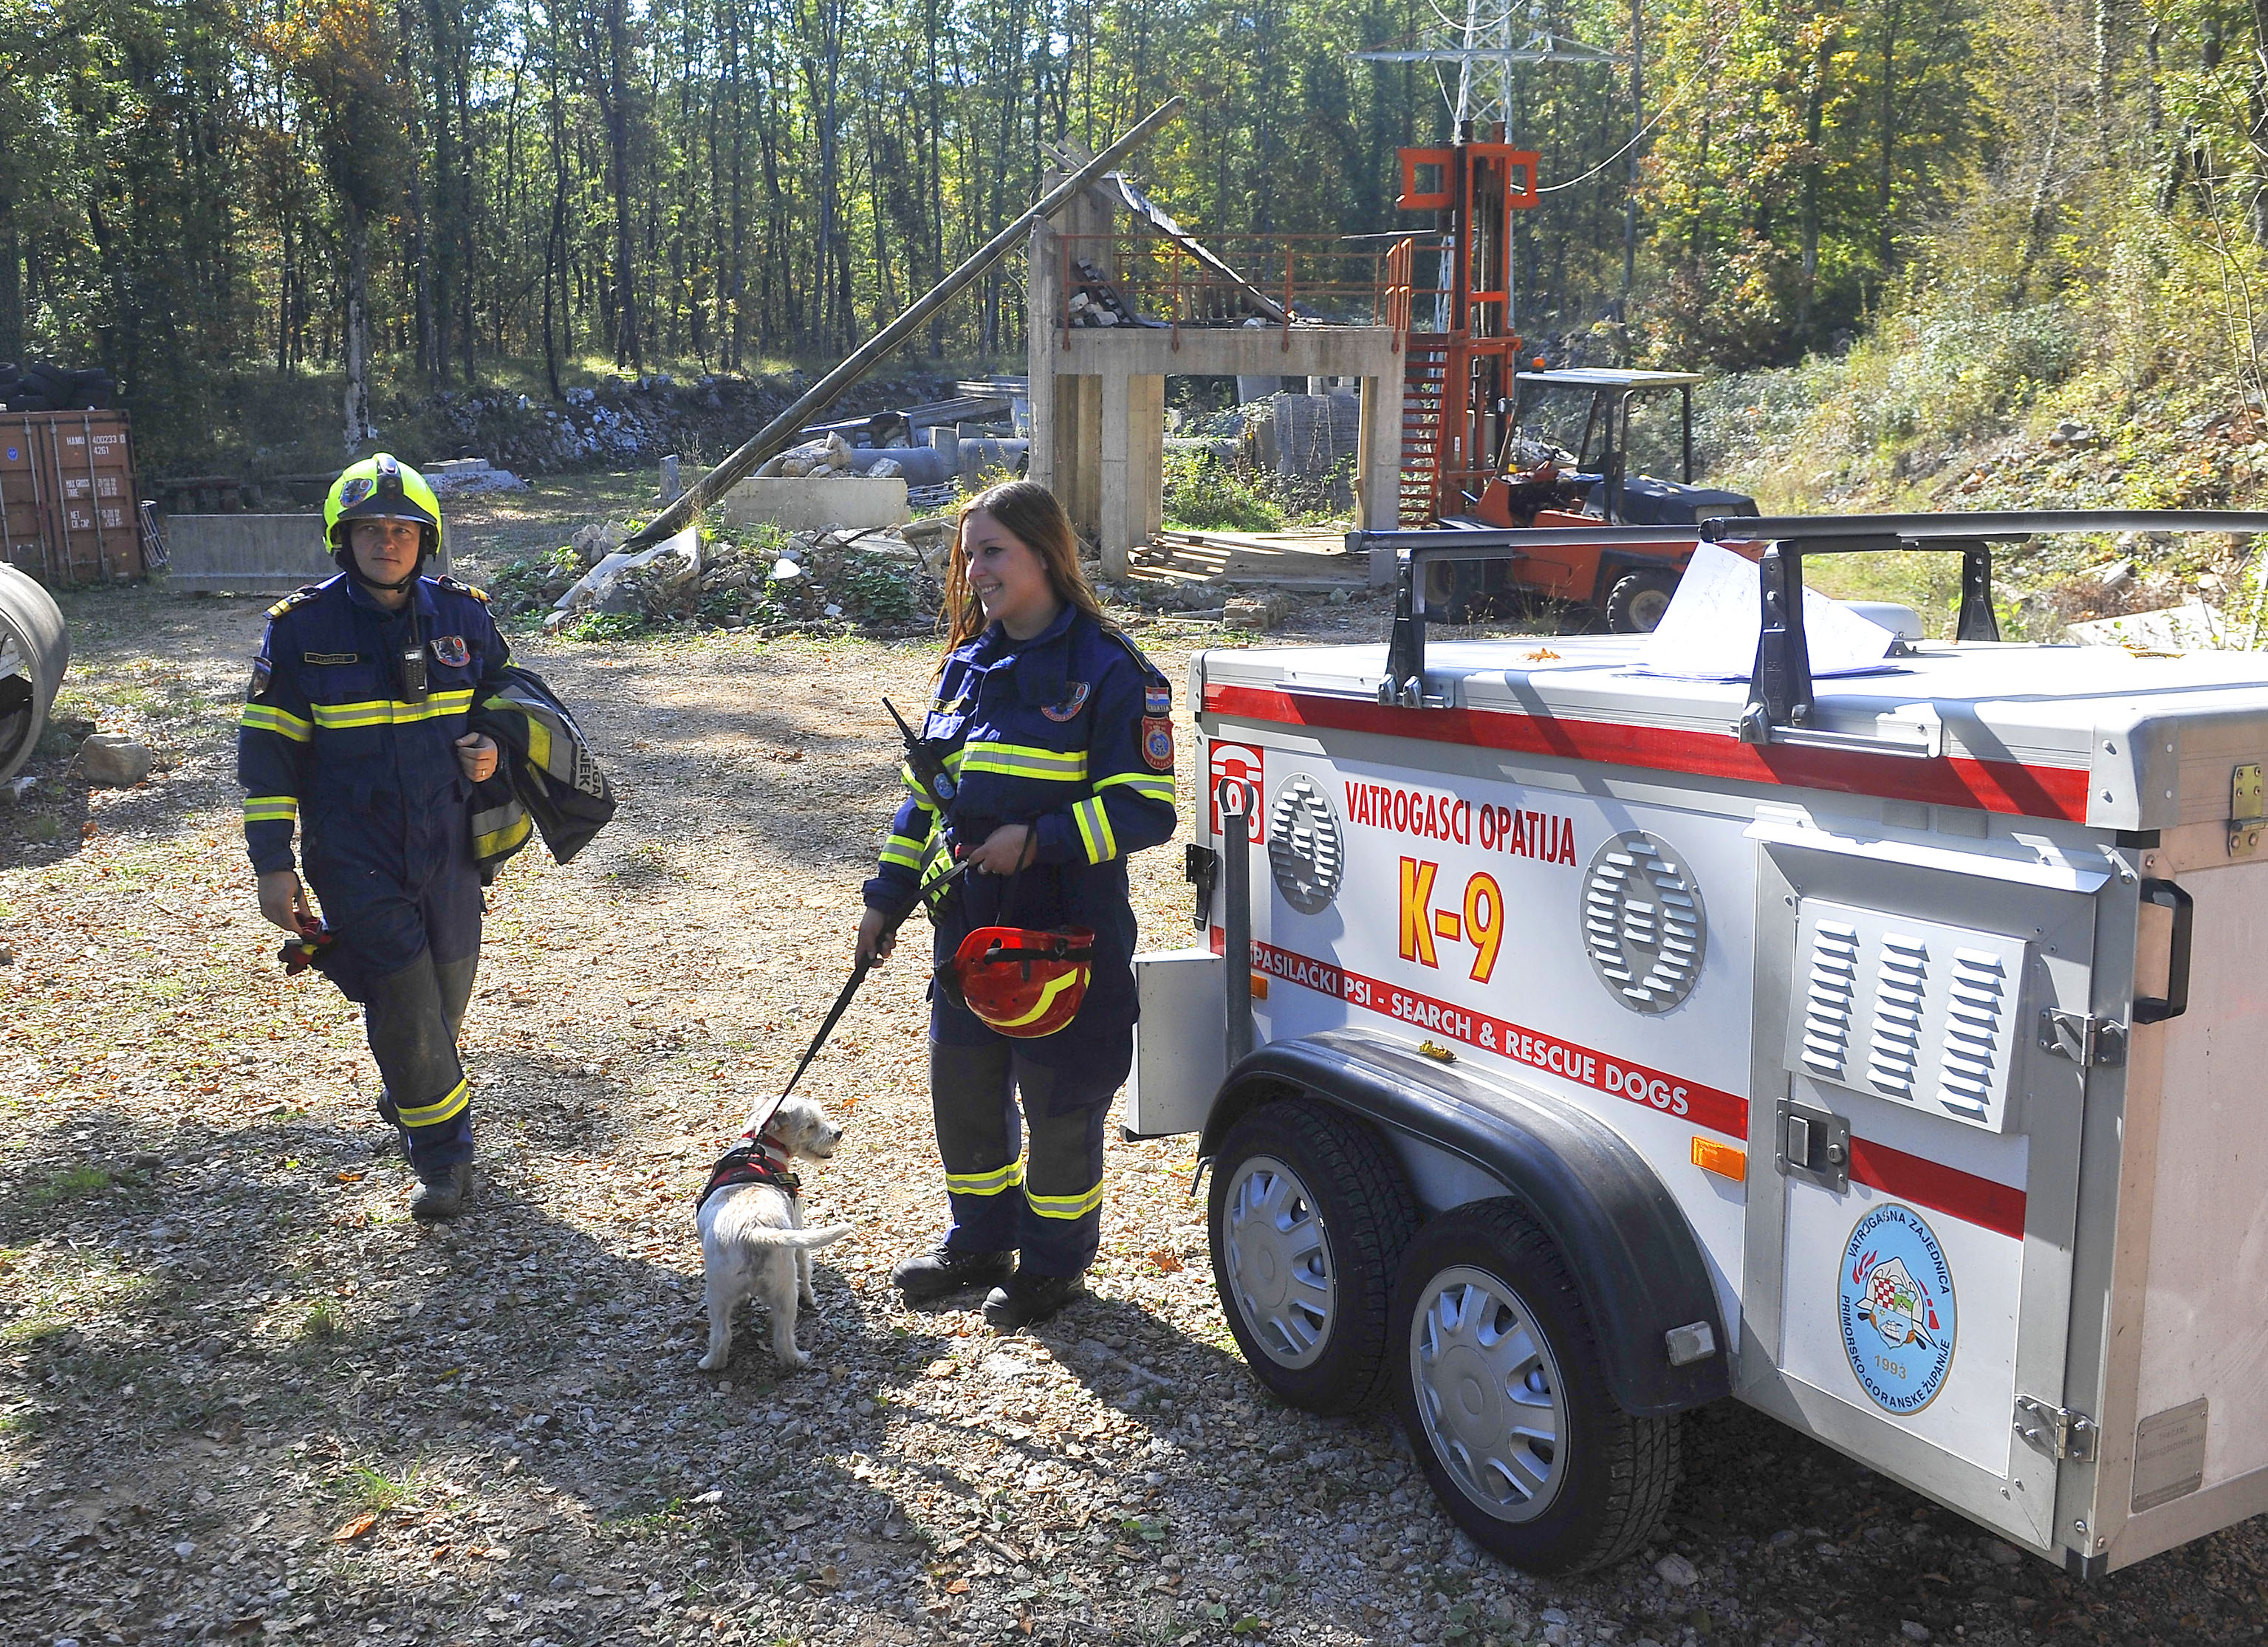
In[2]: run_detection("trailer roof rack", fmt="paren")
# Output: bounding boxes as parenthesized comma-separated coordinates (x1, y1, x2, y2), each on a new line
(1354, 510, 2268, 743)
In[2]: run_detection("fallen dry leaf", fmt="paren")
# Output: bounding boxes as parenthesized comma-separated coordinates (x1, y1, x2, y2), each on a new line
(945, 1579, 970, 1595)
(332, 1513, 377, 1543)
(1522, 647, 1560, 661)
(1148, 1249, 1183, 1274)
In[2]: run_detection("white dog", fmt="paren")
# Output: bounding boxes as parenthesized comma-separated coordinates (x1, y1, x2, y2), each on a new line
(694, 1095, 852, 1372)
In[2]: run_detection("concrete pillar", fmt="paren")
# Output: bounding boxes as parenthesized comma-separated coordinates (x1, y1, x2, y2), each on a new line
(1131, 374, 1165, 549)
(1025, 213, 1061, 493)
(1057, 377, 1102, 544)
(1100, 371, 1133, 579)
(1355, 371, 1405, 555)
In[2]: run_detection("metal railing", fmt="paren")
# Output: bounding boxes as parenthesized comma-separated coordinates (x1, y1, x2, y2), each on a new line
(1055, 233, 1425, 344)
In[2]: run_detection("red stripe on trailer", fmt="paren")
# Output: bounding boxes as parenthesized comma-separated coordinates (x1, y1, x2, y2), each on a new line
(1201, 682, 2092, 824)
(1846, 1136, 2028, 1241)
(1234, 933, 1750, 1139)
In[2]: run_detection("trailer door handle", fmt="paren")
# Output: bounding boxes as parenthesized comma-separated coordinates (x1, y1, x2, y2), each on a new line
(2132, 878, 2192, 1025)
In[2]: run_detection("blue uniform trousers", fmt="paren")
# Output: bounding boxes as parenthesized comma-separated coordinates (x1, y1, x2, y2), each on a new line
(928, 1032, 1128, 1277)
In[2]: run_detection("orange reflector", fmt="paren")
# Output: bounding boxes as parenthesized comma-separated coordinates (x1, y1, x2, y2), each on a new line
(1249, 970, 1270, 999)
(1692, 1137, 1746, 1180)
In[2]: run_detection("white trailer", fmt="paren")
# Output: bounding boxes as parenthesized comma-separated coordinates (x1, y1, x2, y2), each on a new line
(1128, 513, 2268, 1578)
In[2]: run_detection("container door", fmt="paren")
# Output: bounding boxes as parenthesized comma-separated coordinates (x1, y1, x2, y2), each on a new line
(1738, 827, 2105, 1550)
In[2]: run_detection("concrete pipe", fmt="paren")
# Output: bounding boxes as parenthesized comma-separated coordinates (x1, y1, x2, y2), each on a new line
(845, 444, 954, 487)
(0, 564, 69, 784)
(956, 437, 1030, 486)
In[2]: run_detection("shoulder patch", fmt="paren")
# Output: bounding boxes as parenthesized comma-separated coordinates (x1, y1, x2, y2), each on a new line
(436, 575, 490, 602)
(265, 583, 324, 621)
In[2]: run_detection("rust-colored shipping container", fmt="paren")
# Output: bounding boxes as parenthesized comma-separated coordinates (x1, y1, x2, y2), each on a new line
(0, 411, 144, 586)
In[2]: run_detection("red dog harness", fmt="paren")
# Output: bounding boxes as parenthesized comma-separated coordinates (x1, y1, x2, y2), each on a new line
(696, 1130, 801, 1211)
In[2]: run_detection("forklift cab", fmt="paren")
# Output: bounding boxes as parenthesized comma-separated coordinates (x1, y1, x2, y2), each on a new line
(1494, 369, 1757, 528)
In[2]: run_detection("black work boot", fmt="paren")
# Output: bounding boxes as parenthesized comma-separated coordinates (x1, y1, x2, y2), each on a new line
(982, 1270, 1086, 1331)
(891, 1244, 1014, 1302)
(408, 1161, 473, 1223)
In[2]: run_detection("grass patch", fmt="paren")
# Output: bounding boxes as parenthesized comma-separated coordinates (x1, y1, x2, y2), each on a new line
(554, 612, 651, 643)
(337, 1458, 425, 1515)
(1162, 453, 1285, 533)
(300, 1297, 348, 1343)
(0, 1247, 157, 1344)
(21, 1165, 112, 1208)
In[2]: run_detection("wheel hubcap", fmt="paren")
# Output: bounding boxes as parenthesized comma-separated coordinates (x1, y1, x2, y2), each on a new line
(1410, 1265, 1567, 1521)
(1631, 586, 1671, 631)
(1222, 1154, 1335, 1368)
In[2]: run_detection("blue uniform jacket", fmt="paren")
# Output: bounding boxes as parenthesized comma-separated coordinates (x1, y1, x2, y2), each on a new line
(861, 605, 1179, 1066)
(236, 572, 510, 882)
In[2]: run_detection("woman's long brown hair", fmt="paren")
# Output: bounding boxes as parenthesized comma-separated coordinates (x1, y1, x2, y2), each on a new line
(936, 479, 1110, 668)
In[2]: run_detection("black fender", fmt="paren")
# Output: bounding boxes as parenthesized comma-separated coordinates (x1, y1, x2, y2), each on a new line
(1200, 1027, 1730, 1418)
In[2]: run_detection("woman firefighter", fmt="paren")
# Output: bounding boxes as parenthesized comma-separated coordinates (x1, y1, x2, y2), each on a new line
(237, 455, 506, 1222)
(857, 480, 1178, 1329)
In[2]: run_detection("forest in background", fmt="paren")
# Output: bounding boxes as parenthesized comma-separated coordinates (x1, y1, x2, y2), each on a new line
(9, 0, 2268, 478)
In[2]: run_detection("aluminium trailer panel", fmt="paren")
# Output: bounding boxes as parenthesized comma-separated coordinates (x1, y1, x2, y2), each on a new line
(1186, 631, 2268, 1573)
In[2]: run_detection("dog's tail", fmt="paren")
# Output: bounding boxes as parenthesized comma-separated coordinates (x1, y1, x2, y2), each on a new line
(734, 1223, 853, 1250)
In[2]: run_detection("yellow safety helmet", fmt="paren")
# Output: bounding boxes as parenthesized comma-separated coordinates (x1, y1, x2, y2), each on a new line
(324, 453, 444, 568)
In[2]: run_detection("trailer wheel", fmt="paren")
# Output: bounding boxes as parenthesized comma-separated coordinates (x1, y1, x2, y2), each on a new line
(1604, 569, 1679, 634)
(1392, 1199, 1679, 1575)
(1209, 1099, 1418, 1415)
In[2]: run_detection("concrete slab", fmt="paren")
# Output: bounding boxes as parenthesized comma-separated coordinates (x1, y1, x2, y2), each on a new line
(722, 476, 909, 533)
(162, 515, 453, 594)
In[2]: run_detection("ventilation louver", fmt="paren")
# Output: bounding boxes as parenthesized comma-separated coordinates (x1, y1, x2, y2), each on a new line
(1581, 831, 1707, 1013)
(1784, 902, 2029, 1134)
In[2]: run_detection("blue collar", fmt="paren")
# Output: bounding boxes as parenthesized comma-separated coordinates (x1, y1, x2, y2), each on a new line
(343, 573, 440, 621)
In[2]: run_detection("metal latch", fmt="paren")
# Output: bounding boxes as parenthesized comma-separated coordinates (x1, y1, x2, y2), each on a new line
(1183, 843, 1219, 931)
(2231, 763, 2264, 858)
(2015, 1395, 2099, 1462)
(1776, 1099, 1850, 1193)
(2038, 1008, 2126, 1068)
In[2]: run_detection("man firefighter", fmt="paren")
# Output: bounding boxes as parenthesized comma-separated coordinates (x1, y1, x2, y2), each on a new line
(237, 454, 507, 1221)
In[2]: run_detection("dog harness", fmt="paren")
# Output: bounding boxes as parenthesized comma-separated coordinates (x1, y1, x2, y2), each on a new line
(696, 1130, 801, 1211)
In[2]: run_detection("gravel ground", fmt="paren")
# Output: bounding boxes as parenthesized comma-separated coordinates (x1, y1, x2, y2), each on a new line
(2, 482, 2264, 1646)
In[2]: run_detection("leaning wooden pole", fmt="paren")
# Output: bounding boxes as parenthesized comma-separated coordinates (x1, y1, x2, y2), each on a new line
(620, 96, 1185, 553)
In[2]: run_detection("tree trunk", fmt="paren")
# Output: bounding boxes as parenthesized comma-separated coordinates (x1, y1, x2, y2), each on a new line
(344, 202, 374, 455)
(1796, 29, 1834, 340)
(600, 0, 643, 371)
(1878, 0, 1903, 275)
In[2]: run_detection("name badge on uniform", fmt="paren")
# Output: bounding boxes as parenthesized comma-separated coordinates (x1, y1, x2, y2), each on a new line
(301, 651, 360, 666)
(431, 635, 471, 668)
(1145, 685, 1171, 716)
(1041, 680, 1091, 722)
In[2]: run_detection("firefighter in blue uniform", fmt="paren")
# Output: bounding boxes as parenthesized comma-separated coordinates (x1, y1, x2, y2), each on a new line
(857, 480, 1178, 1329)
(238, 454, 508, 1222)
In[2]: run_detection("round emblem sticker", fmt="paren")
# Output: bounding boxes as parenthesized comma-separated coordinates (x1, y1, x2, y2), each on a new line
(1839, 1203, 1956, 1414)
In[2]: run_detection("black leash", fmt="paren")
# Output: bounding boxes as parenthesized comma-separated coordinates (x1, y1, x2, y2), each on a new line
(749, 856, 971, 1135)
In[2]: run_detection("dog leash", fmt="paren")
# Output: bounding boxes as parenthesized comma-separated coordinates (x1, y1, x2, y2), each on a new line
(746, 856, 973, 1139)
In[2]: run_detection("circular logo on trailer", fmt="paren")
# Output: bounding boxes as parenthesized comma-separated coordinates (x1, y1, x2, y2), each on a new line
(1267, 773, 1343, 915)
(1580, 830, 1706, 1013)
(1839, 1203, 1958, 1414)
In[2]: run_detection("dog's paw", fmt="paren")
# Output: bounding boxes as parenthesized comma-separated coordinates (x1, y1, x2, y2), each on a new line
(798, 1288, 821, 1312)
(778, 1348, 811, 1371)
(696, 1350, 727, 1372)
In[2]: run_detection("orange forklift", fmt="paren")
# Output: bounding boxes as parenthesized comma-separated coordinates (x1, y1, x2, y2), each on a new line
(1383, 123, 1758, 631)
(1462, 366, 1760, 631)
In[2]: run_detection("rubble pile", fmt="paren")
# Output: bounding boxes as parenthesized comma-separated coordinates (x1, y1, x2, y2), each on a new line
(389, 371, 953, 476)
(496, 516, 956, 637)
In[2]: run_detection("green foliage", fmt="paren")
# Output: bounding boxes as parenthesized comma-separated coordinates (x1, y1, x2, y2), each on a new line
(554, 612, 648, 643)
(1162, 453, 1284, 533)
(840, 557, 917, 625)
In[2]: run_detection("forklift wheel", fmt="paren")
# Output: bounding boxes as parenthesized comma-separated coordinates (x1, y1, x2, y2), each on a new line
(1208, 1099, 1419, 1416)
(1604, 569, 1679, 634)
(1391, 1199, 1679, 1575)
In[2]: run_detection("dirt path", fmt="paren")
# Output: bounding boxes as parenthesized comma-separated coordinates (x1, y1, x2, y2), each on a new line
(1, 488, 2261, 1646)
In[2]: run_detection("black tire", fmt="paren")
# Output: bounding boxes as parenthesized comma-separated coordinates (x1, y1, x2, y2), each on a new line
(1208, 1098, 1419, 1415)
(1603, 568, 1679, 634)
(1391, 1198, 1679, 1575)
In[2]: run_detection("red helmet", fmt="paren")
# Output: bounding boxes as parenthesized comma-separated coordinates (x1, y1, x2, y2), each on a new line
(944, 926, 1095, 1038)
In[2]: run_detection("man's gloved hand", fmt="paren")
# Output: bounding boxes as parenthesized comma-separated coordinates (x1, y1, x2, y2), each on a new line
(257, 869, 317, 935)
(455, 733, 499, 783)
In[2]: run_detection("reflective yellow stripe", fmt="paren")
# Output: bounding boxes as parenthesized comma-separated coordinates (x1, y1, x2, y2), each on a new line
(945, 1160, 1024, 1196)
(961, 741, 1086, 782)
(1073, 796, 1116, 865)
(1025, 1179, 1106, 1221)
(394, 1078, 470, 1129)
(990, 964, 1087, 1028)
(310, 688, 476, 729)
(524, 713, 552, 773)
(473, 812, 532, 860)
(1096, 771, 1176, 803)
(240, 704, 312, 743)
(242, 795, 299, 824)
(880, 832, 924, 871)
